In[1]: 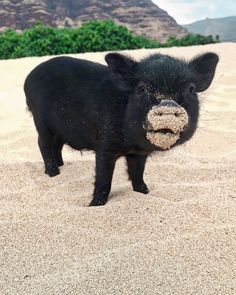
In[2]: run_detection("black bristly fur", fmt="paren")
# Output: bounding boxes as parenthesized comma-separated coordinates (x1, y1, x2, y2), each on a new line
(24, 52, 218, 206)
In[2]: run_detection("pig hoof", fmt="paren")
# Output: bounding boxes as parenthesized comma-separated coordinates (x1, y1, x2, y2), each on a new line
(57, 159, 64, 167)
(89, 198, 107, 206)
(45, 167, 60, 177)
(133, 183, 149, 194)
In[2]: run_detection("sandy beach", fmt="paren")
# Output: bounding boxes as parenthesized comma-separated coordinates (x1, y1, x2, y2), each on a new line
(0, 43, 236, 294)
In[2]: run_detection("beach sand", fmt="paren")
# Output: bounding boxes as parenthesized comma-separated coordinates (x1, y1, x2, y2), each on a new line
(0, 43, 236, 294)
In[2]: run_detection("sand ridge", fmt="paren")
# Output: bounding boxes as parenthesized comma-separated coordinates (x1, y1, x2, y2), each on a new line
(0, 43, 236, 294)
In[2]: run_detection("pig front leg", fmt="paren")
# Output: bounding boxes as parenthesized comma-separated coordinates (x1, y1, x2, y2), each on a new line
(126, 154, 149, 194)
(89, 152, 117, 206)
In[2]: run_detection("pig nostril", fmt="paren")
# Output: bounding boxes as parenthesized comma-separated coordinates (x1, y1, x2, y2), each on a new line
(159, 113, 163, 116)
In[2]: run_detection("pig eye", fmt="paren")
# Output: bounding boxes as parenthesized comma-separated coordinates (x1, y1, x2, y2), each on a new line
(188, 83, 196, 94)
(137, 82, 146, 93)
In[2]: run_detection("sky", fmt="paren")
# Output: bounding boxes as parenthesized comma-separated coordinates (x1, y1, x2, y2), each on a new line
(152, 0, 236, 24)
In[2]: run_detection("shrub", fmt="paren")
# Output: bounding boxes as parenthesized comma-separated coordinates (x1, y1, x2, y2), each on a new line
(0, 29, 21, 59)
(62, 20, 159, 52)
(0, 20, 219, 59)
(165, 34, 218, 47)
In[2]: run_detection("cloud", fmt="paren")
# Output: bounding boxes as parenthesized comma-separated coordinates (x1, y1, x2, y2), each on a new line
(152, 0, 236, 24)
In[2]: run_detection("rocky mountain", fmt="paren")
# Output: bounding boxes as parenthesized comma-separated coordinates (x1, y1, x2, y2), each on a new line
(183, 16, 236, 42)
(0, 0, 187, 42)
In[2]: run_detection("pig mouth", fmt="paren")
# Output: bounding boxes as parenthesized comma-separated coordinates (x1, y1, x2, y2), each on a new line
(145, 128, 181, 150)
(147, 128, 176, 135)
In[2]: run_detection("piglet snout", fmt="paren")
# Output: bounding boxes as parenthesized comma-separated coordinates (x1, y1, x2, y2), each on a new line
(146, 100, 189, 134)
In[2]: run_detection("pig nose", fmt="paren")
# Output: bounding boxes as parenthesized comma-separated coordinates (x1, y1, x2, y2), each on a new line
(159, 99, 179, 108)
(154, 100, 184, 117)
(145, 99, 189, 134)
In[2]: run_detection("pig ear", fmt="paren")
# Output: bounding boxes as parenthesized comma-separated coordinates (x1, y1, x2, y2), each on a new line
(105, 53, 138, 91)
(188, 52, 219, 92)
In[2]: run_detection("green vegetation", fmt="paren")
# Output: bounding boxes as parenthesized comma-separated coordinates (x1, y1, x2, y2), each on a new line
(0, 20, 219, 59)
(165, 33, 219, 47)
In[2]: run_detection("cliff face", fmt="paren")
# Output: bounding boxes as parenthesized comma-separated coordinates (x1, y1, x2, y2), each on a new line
(0, 0, 187, 42)
(183, 16, 236, 42)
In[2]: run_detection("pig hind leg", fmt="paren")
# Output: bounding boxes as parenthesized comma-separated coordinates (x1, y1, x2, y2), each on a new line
(38, 130, 60, 177)
(126, 154, 149, 194)
(52, 135, 64, 167)
(90, 152, 117, 206)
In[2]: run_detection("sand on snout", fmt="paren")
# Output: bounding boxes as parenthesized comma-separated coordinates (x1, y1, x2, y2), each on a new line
(145, 105, 188, 149)
(0, 43, 236, 295)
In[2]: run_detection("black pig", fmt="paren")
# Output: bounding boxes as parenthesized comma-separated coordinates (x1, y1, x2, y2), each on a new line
(24, 52, 218, 206)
